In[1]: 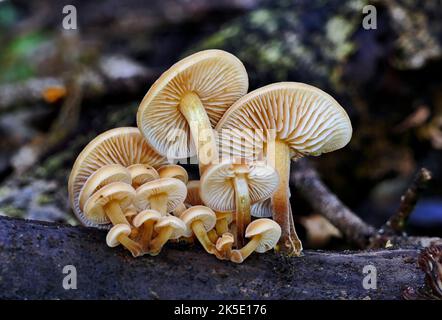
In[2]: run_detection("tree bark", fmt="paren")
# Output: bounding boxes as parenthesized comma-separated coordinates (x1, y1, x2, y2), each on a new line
(0, 216, 437, 299)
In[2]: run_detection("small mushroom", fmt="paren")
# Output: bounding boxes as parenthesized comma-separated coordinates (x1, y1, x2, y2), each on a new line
(106, 223, 142, 257)
(230, 219, 281, 263)
(78, 164, 131, 211)
(157, 164, 189, 216)
(134, 177, 187, 215)
(128, 164, 159, 189)
(132, 209, 162, 252)
(215, 232, 235, 259)
(200, 160, 278, 247)
(180, 206, 217, 254)
(83, 181, 141, 256)
(185, 180, 233, 236)
(137, 49, 248, 173)
(217, 82, 352, 255)
(68, 127, 167, 229)
(149, 216, 187, 255)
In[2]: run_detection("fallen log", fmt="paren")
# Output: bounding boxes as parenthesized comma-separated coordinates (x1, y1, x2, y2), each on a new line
(0, 216, 436, 300)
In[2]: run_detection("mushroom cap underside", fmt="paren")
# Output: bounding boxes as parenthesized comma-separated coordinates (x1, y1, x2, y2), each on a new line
(68, 127, 167, 228)
(200, 161, 279, 212)
(216, 82, 352, 161)
(137, 49, 249, 159)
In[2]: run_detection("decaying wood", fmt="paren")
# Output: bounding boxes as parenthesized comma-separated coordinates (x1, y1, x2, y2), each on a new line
(291, 159, 376, 248)
(0, 216, 438, 300)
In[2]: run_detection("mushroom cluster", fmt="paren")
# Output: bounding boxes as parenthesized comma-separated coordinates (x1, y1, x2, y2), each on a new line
(69, 49, 352, 262)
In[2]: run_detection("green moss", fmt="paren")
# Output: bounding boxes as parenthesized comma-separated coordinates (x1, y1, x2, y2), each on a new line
(0, 205, 25, 218)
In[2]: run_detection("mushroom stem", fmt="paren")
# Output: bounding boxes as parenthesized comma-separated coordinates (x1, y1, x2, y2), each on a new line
(117, 234, 143, 257)
(104, 200, 130, 226)
(149, 226, 174, 255)
(104, 201, 141, 256)
(233, 173, 251, 248)
(191, 220, 216, 254)
(139, 221, 155, 252)
(230, 234, 262, 263)
(149, 193, 169, 215)
(179, 92, 218, 174)
(208, 229, 219, 243)
(216, 217, 229, 235)
(271, 140, 302, 256)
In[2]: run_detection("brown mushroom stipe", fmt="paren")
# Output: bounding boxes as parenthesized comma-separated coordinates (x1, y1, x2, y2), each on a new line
(132, 209, 162, 253)
(134, 177, 187, 215)
(217, 82, 352, 255)
(106, 224, 142, 258)
(136, 49, 248, 174)
(215, 212, 233, 235)
(200, 160, 278, 247)
(230, 219, 281, 263)
(180, 206, 217, 254)
(78, 164, 131, 211)
(149, 216, 187, 255)
(128, 164, 160, 189)
(68, 127, 167, 229)
(185, 180, 202, 206)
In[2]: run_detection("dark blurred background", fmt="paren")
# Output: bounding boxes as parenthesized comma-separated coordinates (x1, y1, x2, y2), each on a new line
(0, 0, 441, 247)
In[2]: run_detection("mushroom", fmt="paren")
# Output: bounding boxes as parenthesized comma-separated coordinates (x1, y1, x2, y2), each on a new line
(128, 164, 159, 189)
(215, 232, 235, 260)
(180, 205, 217, 254)
(230, 219, 281, 263)
(68, 127, 167, 229)
(137, 49, 248, 173)
(200, 160, 279, 247)
(149, 216, 187, 255)
(106, 224, 142, 257)
(185, 179, 233, 237)
(133, 177, 187, 216)
(132, 209, 162, 252)
(157, 164, 189, 216)
(78, 164, 131, 211)
(84, 182, 141, 256)
(217, 82, 352, 255)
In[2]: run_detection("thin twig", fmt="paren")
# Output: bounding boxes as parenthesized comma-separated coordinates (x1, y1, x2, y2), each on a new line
(380, 168, 432, 236)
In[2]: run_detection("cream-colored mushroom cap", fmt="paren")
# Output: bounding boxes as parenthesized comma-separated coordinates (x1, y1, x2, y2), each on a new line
(106, 223, 132, 247)
(154, 216, 187, 240)
(158, 164, 188, 184)
(185, 180, 202, 206)
(137, 49, 248, 159)
(128, 164, 160, 188)
(83, 182, 135, 224)
(124, 206, 138, 218)
(216, 232, 234, 251)
(133, 177, 187, 212)
(216, 82, 352, 161)
(180, 205, 217, 234)
(245, 219, 281, 253)
(132, 209, 162, 228)
(200, 161, 279, 212)
(251, 199, 272, 218)
(78, 164, 131, 211)
(68, 127, 167, 228)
